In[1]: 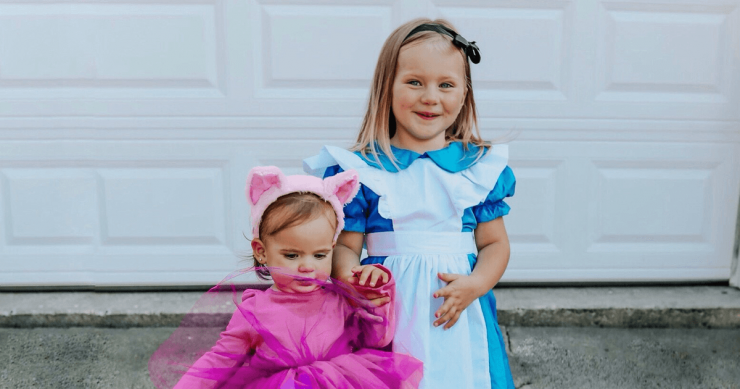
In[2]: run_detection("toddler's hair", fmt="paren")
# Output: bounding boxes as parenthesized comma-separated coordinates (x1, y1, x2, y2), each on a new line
(352, 18, 489, 168)
(252, 192, 337, 279)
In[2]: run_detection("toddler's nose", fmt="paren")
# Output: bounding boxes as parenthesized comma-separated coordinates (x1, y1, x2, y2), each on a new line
(298, 261, 315, 272)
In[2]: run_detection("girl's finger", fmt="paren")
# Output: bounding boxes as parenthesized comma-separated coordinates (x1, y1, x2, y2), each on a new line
(443, 311, 462, 330)
(434, 297, 456, 321)
(358, 266, 373, 285)
(437, 272, 460, 283)
(369, 270, 383, 287)
(434, 306, 457, 327)
(432, 286, 449, 299)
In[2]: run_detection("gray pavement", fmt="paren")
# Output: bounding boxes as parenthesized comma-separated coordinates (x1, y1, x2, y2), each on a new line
(1, 286, 739, 388)
(1, 326, 739, 389)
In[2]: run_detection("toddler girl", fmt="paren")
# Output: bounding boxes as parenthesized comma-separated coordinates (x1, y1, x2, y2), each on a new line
(304, 18, 516, 389)
(149, 166, 422, 389)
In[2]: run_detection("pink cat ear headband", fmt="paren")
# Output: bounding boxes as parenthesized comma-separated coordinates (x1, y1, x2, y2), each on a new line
(246, 166, 360, 241)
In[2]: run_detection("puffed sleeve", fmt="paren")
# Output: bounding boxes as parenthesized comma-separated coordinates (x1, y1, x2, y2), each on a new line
(471, 166, 516, 223)
(324, 164, 368, 233)
(173, 292, 261, 389)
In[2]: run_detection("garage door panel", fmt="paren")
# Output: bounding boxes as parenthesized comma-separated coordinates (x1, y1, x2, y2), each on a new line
(0, 139, 347, 286)
(438, 2, 572, 102)
(595, 2, 735, 104)
(3, 169, 98, 245)
(99, 168, 226, 245)
(505, 159, 564, 253)
(254, 3, 394, 99)
(437, 0, 740, 120)
(1, 0, 737, 120)
(589, 162, 714, 243)
(500, 141, 738, 282)
(0, 2, 224, 98)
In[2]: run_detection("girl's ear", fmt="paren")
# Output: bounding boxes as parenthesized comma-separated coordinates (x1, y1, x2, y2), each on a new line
(251, 239, 266, 263)
(246, 166, 285, 205)
(324, 170, 360, 205)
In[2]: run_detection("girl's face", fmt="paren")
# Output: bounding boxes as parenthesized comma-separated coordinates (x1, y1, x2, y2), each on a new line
(391, 40, 467, 153)
(251, 215, 335, 293)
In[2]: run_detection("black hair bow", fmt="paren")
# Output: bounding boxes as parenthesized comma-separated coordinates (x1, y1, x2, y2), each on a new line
(404, 23, 481, 64)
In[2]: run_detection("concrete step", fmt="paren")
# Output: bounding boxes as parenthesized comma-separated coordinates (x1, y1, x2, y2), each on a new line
(2, 286, 739, 328)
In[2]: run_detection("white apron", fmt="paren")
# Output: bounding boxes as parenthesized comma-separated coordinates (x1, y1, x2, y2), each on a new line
(305, 145, 509, 389)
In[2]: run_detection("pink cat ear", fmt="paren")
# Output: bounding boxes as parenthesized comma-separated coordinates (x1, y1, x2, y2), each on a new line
(246, 166, 285, 205)
(325, 170, 360, 205)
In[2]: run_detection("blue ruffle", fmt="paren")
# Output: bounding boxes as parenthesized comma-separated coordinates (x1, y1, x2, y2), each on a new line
(356, 141, 488, 173)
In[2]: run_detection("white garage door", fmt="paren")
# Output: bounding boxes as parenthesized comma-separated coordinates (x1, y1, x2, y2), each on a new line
(1, 0, 738, 287)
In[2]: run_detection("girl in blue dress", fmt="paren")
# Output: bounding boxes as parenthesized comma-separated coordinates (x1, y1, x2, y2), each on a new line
(304, 18, 516, 389)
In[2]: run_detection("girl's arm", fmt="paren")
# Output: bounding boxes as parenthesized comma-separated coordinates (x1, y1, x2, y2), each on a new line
(332, 230, 364, 283)
(334, 230, 391, 306)
(432, 217, 510, 330)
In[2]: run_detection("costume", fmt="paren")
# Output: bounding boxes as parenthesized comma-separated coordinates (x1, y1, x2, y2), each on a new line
(304, 142, 516, 389)
(159, 267, 421, 389)
(149, 166, 422, 389)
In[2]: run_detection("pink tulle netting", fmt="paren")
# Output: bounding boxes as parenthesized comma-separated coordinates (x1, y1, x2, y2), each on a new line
(148, 267, 423, 389)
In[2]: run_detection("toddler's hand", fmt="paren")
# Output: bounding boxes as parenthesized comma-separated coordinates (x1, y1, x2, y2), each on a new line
(348, 265, 391, 307)
(432, 273, 486, 330)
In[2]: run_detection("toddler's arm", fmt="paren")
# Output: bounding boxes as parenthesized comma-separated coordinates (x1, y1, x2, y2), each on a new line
(433, 217, 510, 329)
(173, 297, 261, 389)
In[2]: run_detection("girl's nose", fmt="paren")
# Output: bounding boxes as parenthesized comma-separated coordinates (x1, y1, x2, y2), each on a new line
(420, 87, 439, 105)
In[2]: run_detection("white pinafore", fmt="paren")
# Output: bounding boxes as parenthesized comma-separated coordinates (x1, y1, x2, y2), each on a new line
(305, 145, 509, 389)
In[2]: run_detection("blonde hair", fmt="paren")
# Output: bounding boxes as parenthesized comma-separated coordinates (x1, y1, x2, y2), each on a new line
(352, 18, 489, 168)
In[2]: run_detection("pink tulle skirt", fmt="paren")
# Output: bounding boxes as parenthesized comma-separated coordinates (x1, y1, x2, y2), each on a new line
(148, 267, 422, 389)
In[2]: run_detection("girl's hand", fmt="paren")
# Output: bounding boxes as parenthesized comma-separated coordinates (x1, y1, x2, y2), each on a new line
(432, 272, 487, 330)
(348, 265, 391, 307)
(349, 265, 389, 288)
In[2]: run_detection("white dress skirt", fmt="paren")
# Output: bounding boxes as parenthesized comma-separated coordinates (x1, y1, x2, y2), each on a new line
(304, 145, 510, 389)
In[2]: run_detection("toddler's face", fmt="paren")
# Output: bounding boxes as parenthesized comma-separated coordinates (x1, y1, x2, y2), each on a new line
(391, 40, 467, 152)
(255, 215, 335, 293)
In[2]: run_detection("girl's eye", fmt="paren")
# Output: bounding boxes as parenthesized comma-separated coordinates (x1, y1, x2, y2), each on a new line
(314, 254, 327, 259)
(408, 80, 421, 86)
(440, 82, 453, 88)
(284, 253, 298, 259)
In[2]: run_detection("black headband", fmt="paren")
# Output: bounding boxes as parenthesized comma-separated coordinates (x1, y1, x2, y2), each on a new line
(403, 23, 481, 64)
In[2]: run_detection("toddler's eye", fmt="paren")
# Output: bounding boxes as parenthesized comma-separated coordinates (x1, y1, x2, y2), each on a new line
(440, 82, 453, 88)
(314, 254, 327, 259)
(284, 253, 298, 259)
(408, 80, 421, 86)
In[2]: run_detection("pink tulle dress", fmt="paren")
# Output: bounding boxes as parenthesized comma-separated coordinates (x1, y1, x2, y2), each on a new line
(149, 265, 422, 389)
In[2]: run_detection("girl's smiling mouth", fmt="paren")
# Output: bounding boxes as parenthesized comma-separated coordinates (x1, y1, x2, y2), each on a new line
(415, 111, 440, 120)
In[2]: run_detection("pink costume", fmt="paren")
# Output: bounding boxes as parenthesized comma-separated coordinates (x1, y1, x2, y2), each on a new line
(149, 167, 422, 389)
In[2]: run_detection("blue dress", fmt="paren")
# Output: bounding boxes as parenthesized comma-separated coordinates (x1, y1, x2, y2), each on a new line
(304, 142, 516, 389)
